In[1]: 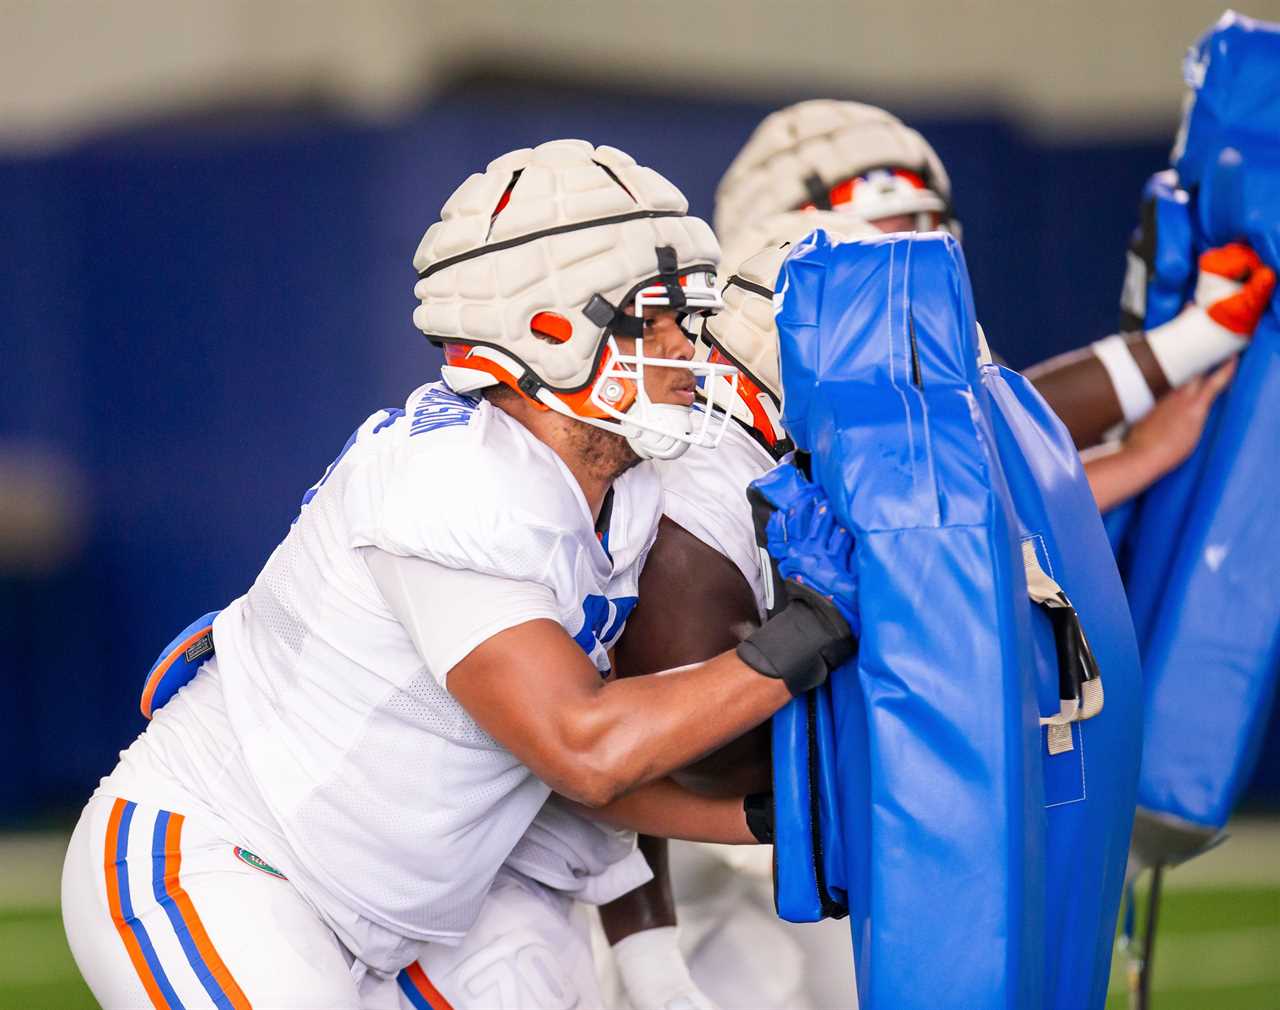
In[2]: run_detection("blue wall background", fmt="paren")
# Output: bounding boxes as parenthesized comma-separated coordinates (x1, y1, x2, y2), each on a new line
(2, 81, 1275, 820)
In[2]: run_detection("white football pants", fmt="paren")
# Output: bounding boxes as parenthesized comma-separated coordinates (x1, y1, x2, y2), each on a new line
(636, 842, 858, 1010)
(62, 793, 604, 1010)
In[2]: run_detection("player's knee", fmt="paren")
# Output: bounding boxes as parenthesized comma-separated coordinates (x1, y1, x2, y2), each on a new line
(438, 930, 584, 1010)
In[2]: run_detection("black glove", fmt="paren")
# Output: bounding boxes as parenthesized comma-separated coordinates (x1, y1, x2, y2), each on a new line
(743, 792, 774, 844)
(737, 582, 854, 696)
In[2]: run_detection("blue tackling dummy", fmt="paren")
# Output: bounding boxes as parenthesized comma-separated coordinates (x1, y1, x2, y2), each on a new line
(1110, 11, 1280, 870)
(765, 230, 1142, 1010)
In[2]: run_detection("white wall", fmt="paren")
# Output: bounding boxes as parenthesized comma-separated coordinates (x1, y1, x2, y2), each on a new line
(0, 0, 1258, 147)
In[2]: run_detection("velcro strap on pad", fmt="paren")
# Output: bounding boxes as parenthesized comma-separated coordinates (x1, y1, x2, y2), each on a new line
(1022, 541, 1104, 727)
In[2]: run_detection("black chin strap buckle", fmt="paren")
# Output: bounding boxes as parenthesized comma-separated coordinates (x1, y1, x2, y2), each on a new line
(517, 371, 543, 398)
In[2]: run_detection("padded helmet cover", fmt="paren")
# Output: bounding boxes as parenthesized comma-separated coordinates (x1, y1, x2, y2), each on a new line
(413, 140, 720, 392)
(714, 100, 953, 247)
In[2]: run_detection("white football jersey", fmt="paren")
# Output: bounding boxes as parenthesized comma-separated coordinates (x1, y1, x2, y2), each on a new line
(655, 419, 776, 619)
(98, 381, 660, 974)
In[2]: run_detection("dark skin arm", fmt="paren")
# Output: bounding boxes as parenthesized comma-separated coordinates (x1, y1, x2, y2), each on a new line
(1080, 358, 1236, 510)
(447, 601, 790, 810)
(599, 517, 768, 945)
(1024, 338, 1238, 511)
(1024, 333, 1170, 449)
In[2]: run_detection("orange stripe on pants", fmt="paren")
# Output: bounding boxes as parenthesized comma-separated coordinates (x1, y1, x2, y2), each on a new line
(104, 798, 173, 1010)
(405, 962, 456, 1010)
(161, 813, 253, 1010)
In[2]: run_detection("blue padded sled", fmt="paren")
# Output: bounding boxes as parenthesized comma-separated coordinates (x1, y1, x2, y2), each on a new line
(770, 231, 1142, 1010)
(1112, 11, 1280, 865)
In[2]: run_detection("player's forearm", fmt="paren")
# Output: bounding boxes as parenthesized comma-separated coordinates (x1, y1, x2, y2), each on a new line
(451, 622, 796, 809)
(1024, 335, 1169, 449)
(566, 651, 790, 805)
(672, 728, 772, 797)
(1081, 442, 1169, 512)
(565, 777, 755, 844)
(1024, 346, 1121, 447)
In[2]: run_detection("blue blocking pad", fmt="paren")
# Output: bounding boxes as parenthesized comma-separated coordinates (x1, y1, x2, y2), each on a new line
(771, 682, 848, 922)
(981, 364, 1143, 1009)
(770, 231, 1142, 1010)
(1130, 324, 1280, 848)
(1176, 13, 1280, 232)
(1112, 11, 1280, 862)
(770, 694, 824, 922)
(140, 611, 219, 719)
(1138, 170, 1198, 328)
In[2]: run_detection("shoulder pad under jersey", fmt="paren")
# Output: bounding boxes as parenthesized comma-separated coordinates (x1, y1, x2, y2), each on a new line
(350, 384, 609, 591)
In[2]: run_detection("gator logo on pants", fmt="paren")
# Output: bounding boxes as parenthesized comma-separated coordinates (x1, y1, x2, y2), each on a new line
(233, 846, 286, 879)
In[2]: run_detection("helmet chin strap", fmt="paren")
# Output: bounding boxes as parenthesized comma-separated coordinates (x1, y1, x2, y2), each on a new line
(527, 334, 736, 461)
(624, 402, 693, 461)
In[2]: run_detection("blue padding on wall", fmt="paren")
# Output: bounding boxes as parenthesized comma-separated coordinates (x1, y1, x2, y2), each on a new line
(0, 81, 1275, 818)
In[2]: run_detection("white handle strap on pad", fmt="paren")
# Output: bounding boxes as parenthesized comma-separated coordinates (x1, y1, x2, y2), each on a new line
(1021, 540, 1105, 739)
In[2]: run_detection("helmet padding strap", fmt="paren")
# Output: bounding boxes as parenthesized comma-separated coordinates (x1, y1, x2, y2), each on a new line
(654, 245, 687, 309)
(584, 294, 644, 340)
(584, 245, 700, 341)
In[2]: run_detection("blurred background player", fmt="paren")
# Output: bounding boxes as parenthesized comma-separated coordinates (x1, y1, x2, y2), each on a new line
(714, 100, 1273, 511)
(59, 140, 860, 1010)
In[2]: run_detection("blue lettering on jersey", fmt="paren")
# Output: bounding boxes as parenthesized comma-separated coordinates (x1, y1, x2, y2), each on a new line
(410, 386, 478, 437)
(572, 594, 639, 661)
(373, 407, 405, 433)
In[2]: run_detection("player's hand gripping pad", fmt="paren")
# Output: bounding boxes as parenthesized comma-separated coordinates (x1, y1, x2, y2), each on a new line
(1113, 12, 1280, 866)
(770, 230, 1142, 1010)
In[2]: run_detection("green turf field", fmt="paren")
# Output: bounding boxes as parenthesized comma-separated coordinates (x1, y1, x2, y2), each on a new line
(3, 820, 1277, 1010)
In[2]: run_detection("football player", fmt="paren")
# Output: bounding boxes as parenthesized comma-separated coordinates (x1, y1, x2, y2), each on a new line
(600, 215, 868, 1010)
(60, 140, 859, 1010)
(711, 100, 1273, 512)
